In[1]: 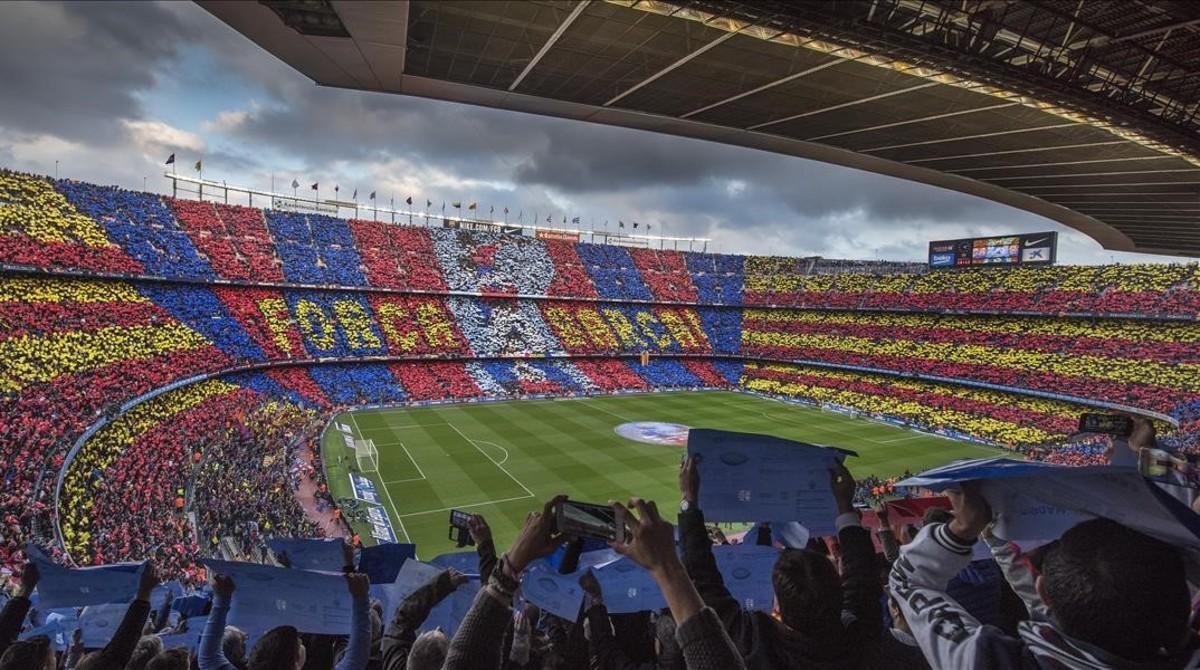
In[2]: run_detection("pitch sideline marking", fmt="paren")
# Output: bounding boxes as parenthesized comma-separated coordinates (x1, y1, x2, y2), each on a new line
(398, 441, 428, 480)
(397, 495, 535, 518)
(347, 411, 413, 543)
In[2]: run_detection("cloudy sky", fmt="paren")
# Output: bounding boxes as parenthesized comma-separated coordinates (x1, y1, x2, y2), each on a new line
(0, 1, 1180, 264)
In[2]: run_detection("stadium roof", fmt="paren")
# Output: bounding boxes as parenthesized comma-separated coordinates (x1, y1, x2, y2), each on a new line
(201, 0, 1200, 257)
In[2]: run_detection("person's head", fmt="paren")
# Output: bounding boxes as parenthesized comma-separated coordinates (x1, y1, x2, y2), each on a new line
(771, 548, 842, 632)
(0, 635, 54, 670)
(922, 507, 953, 526)
(1038, 518, 1190, 661)
(127, 635, 165, 670)
(221, 626, 247, 666)
(407, 630, 449, 670)
(887, 592, 910, 634)
(247, 626, 304, 670)
(145, 648, 190, 670)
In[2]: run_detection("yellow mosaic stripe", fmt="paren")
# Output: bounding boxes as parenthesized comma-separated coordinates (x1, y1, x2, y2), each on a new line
(0, 323, 210, 392)
(0, 277, 147, 304)
(0, 171, 114, 246)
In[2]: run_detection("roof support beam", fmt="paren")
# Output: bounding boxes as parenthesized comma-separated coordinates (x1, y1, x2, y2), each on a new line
(605, 28, 740, 107)
(680, 52, 849, 119)
(748, 81, 938, 130)
(976, 169, 1200, 181)
(952, 155, 1181, 173)
(1015, 182, 1200, 189)
(804, 102, 1018, 142)
(860, 122, 1078, 152)
(509, 0, 589, 92)
(906, 141, 1125, 164)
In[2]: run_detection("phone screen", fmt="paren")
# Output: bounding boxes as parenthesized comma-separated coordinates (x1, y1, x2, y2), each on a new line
(557, 500, 623, 542)
(1078, 413, 1133, 437)
(449, 509, 473, 529)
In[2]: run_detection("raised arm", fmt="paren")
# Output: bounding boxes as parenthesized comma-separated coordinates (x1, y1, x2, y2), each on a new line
(380, 569, 466, 670)
(444, 496, 567, 670)
(612, 497, 746, 670)
(198, 574, 237, 670)
(333, 573, 372, 670)
(831, 465, 882, 636)
(981, 524, 1049, 621)
(889, 483, 1023, 669)
(0, 562, 36, 657)
(93, 560, 157, 668)
(676, 457, 739, 620)
(468, 515, 498, 583)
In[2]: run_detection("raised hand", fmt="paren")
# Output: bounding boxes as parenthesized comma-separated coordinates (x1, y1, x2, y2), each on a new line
(680, 456, 699, 504)
(946, 481, 992, 542)
(467, 514, 493, 546)
(211, 573, 236, 600)
(830, 462, 856, 515)
(137, 560, 160, 601)
(578, 570, 601, 599)
(447, 568, 470, 588)
(507, 495, 567, 573)
(18, 561, 39, 598)
(610, 498, 677, 576)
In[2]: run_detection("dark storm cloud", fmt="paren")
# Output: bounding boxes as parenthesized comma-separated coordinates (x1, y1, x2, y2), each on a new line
(0, 2, 191, 144)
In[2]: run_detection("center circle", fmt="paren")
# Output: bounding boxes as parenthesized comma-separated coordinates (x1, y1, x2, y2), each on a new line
(614, 421, 691, 447)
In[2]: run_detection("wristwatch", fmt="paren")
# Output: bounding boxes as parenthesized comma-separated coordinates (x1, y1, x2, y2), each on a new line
(680, 499, 692, 512)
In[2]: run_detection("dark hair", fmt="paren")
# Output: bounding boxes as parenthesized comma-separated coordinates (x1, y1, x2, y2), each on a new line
(248, 626, 301, 670)
(772, 548, 842, 632)
(0, 635, 52, 670)
(145, 648, 190, 670)
(1041, 518, 1189, 661)
(922, 507, 953, 526)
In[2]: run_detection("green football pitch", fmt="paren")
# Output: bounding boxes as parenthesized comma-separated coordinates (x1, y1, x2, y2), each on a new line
(322, 391, 996, 557)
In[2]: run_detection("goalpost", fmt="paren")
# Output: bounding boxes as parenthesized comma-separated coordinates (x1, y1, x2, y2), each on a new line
(355, 438, 379, 473)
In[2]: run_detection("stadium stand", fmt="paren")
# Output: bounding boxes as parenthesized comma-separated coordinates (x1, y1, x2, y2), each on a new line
(1, 169, 1198, 588)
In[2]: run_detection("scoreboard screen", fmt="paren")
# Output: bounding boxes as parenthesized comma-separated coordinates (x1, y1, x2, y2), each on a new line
(928, 232, 1057, 268)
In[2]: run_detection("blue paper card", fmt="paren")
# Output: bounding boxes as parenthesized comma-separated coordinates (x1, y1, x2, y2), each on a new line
(358, 543, 416, 584)
(519, 560, 585, 622)
(687, 429, 854, 535)
(591, 557, 666, 614)
(714, 544, 779, 612)
(267, 537, 347, 571)
(26, 544, 143, 609)
(199, 558, 353, 636)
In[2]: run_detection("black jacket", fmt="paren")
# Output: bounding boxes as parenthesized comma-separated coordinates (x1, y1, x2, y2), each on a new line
(678, 507, 882, 670)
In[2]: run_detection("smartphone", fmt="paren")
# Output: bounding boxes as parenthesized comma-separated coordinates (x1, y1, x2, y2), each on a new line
(1078, 413, 1134, 437)
(555, 499, 626, 543)
(448, 509, 475, 547)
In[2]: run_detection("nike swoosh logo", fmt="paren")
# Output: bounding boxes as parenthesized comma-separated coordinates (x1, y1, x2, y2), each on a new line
(1026, 236, 1048, 246)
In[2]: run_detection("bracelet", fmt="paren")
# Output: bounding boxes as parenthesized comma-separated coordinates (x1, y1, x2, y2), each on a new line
(490, 553, 521, 597)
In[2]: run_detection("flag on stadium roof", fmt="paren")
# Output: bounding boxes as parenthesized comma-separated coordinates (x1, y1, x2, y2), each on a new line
(618, 220, 624, 228)
(311, 182, 318, 190)
(352, 188, 357, 200)
(370, 191, 376, 200)
(405, 196, 412, 205)
(633, 221, 639, 229)
(452, 201, 461, 208)
(194, 160, 202, 172)
(334, 185, 339, 194)
(571, 216, 580, 224)
(468, 202, 476, 210)
(426, 199, 432, 207)
(291, 179, 299, 189)
(164, 153, 175, 165)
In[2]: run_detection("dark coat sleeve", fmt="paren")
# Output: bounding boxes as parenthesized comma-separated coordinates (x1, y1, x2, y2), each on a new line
(381, 571, 459, 670)
(0, 596, 32, 657)
(678, 508, 749, 642)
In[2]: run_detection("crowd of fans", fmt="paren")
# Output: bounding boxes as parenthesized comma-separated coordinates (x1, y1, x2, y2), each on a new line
(3, 168, 1200, 642)
(4, 435, 1196, 670)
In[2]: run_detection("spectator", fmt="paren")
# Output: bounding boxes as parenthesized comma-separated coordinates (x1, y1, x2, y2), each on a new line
(890, 482, 1199, 668)
(675, 457, 881, 669)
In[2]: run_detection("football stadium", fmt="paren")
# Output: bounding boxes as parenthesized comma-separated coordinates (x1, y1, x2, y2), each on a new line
(1, 1, 1199, 669)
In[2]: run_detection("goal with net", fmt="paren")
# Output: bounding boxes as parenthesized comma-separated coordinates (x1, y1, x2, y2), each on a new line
(355, 438, 379, 473)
